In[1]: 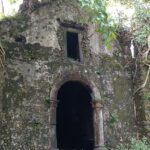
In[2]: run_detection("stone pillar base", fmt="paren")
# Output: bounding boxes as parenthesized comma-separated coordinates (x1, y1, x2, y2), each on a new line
(94, 146, 106, 150)
(50, 148, 59, 150)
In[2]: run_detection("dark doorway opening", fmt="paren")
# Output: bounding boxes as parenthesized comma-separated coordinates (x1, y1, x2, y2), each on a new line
(66, 32, 80, 61)
(56, 81, 94, 150)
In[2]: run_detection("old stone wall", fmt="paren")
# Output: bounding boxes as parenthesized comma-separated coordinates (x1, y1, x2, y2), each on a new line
(99, 42, 137, 148)
(141, 66, 150, 140)
(0, 0, 138, 149)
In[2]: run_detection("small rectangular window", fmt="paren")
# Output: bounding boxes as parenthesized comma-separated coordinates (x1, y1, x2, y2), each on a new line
(66, 31, 80, 61)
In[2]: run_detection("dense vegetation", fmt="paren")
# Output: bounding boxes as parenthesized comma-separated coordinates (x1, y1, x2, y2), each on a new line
(113, 137, 150, 150)
(79, 0, 150, 47)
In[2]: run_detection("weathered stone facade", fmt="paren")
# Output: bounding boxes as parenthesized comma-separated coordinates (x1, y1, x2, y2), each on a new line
(0, 0, 146, 149)
(140, 64, 150, 140)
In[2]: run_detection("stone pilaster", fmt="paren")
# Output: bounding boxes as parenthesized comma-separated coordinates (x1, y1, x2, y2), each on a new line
(92, 101, 105, 150)
(49, 99, 58, 149)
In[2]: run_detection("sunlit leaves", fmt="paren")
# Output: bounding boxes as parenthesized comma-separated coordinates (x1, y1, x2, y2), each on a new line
(79, 0, 117, 48)
(114, 137, 150, 150)
(7, 0, 18, 4)
(131, 0, 150, 45)
(144, 92, 150, 101)
(108, 0, 150, 46)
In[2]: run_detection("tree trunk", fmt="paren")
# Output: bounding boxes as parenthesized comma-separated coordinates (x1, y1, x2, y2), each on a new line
(0, 0, 4, 15)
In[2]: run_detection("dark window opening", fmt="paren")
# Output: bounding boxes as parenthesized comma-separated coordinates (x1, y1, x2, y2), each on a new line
(15, 35, 26, 43)
(56, 81, 94, 150)
(66, 32, 80, 61)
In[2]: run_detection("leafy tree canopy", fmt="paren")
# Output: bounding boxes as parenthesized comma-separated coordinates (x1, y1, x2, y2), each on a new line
(79, 0, 150, 46)
(7, 0, 18, 4)
(78, 0, 116, 48)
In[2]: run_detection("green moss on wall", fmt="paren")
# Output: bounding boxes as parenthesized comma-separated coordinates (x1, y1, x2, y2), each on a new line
(0, 14, 29, 37)
(100, 54, 123, 70)
(31, 122, 42, 133)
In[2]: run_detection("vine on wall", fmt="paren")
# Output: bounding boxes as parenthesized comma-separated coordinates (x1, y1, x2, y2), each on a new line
(0, 41, 5, 69)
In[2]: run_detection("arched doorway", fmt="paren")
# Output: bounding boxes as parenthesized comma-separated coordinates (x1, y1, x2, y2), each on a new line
(56, 81, 94, 150)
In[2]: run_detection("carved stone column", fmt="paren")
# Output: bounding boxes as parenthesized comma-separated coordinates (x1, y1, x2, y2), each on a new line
(92, 101, 105, 150)
(49, 100, 59, 150)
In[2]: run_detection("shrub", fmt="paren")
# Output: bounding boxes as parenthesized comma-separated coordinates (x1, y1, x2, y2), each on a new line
(113, 137, 150, 150)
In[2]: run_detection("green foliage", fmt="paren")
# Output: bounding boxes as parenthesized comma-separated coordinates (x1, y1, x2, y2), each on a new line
(0, 12, 5, 19)
(79, 0, 116, 48)
(144, 92, 150, 101)
(32, 122, 42, 133)
(106, 0, 150, 46)
(44, 96, 51, 106)
(113, 137, 150, 150)
(0, 0, 18, 18)
(7, 0, 18, 4)
(108, 112, 119, 128)
(78, 0, 149, 47)
(131, 0, 150, 46)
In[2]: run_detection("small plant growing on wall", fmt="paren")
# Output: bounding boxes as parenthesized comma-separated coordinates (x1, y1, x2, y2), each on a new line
(144, 92, 150, 101)
(108, 112, 119, 128)
(44, 96, 51, 107)
(113, 137, 150, 150)
(0, 40, 5, 69)
(32, 122, 42, 133)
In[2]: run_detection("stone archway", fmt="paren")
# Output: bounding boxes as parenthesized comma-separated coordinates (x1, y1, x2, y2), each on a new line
(56, 81, 94, 149)
(49, 74, 104, 150)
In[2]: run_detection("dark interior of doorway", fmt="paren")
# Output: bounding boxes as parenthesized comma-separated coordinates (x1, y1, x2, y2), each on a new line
(56, 81, 94, 150)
